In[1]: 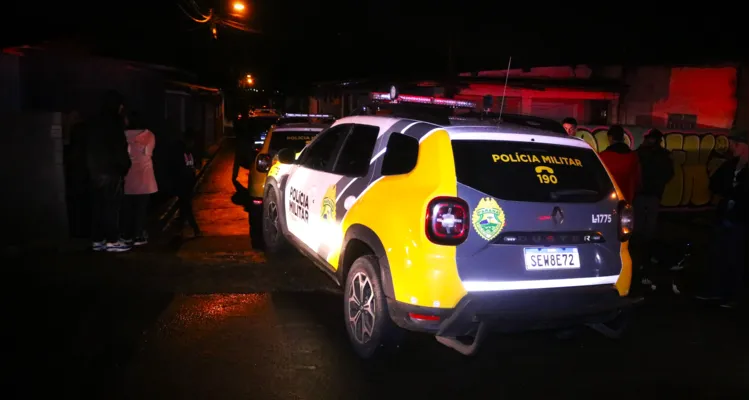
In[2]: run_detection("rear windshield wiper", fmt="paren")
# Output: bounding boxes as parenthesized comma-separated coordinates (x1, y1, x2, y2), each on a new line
(549, 189, 599, 200)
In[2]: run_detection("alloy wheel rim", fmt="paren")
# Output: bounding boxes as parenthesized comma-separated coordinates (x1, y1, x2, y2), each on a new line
(347, 272, 376, 344)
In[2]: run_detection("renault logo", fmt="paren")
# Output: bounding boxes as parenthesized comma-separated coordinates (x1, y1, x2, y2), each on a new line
(552, 207, 564, 225)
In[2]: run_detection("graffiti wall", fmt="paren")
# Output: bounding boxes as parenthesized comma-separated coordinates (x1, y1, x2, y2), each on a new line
(575, 126, 730, 210)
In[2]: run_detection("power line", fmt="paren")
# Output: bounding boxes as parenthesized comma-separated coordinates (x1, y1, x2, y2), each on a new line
(177, 2, 212, 23)
(175, 1, 261, 39)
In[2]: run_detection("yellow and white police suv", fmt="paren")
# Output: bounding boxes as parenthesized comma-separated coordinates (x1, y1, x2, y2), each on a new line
(248, 113, 335, 229)
(262, 89, 635, 359)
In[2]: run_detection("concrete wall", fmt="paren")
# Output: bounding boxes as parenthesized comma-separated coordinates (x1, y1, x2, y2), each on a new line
(0, 112, 68, 246)
(17, 51, 166, 127)
(459, 64, 739, 129)
(619, 66, 738, 129)
(734, 63, 749, 133)
(0, 54, 21, 112)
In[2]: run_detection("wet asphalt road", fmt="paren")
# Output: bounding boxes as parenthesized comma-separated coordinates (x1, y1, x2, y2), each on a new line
(8, 139, 749, 399)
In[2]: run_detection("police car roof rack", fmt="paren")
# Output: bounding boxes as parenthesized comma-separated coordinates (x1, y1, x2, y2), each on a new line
(351, 102, 453, 125)
(453, 112, 567, 135)
(355, 89, 476, 125)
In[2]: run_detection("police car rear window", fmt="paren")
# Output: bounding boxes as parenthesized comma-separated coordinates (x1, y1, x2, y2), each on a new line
(452, 140, 614, 203)
(269, 130, 320, 152)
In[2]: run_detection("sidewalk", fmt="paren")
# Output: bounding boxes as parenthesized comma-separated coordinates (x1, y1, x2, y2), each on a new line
(149, 140, 224, 233)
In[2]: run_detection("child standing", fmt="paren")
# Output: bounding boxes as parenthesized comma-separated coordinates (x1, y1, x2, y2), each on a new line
(175, 131, 202, 237)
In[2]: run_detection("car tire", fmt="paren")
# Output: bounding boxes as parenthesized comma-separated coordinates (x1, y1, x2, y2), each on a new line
(262, 189, 286, 254)
(344, 255, 403, 359)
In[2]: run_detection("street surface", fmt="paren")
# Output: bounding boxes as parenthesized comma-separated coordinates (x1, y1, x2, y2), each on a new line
(7, 139, 749, 399)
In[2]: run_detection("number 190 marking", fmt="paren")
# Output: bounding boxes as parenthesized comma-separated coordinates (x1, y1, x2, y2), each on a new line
(536, 174, 558, 184)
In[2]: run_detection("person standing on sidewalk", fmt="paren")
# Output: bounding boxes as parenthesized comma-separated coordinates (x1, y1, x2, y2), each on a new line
(599, 125, 641, 202)
(633, 129, 674, 291)
(173, 130, 202, 237)
(698, 132, 748, 308)
(86, 90, 132, 252)
(122, 112, 158, 246)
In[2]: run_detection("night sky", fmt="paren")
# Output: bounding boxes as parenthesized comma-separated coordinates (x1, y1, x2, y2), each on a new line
(4, 1, 744, 88)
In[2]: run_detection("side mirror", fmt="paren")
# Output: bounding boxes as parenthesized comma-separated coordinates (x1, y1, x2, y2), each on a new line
(277, 148, 296, 164)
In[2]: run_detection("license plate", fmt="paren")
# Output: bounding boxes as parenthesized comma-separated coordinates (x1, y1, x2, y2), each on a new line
(524, 247, 580, 270)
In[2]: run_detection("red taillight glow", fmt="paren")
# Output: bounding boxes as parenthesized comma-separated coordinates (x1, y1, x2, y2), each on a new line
(256, 154, 272, 173)
(408, 313, 440, 321)
(617, 200, 634, 242)
(425, 197, 469, 245)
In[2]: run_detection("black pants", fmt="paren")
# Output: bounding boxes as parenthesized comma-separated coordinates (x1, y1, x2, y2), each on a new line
(710, 221, 747, 302)
(178, 190, 200, 233)
(122, 194, 150, 240)
(91, 175, 123, 243)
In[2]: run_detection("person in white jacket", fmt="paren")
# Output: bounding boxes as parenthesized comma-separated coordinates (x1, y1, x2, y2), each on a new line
(122, 112, 158, 245)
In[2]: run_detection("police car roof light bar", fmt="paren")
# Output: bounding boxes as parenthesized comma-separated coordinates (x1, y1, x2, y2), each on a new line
(282, 113, 335, 119)
(371, 92, 476, 109)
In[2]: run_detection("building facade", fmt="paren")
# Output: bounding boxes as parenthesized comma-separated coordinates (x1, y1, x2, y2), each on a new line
(457, 63, 746, 131)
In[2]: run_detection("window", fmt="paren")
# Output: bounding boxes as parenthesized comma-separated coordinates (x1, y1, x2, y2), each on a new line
(297, 124, 351, 172)
(667, 114, 697, 130)
(268, 130, 321, 152)
(332, 124, 379, 177)
(381, 132, 419, 176)
(452, 140, 614, 203)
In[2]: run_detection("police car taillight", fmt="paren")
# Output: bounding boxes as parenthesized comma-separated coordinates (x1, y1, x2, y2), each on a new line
(256, 153, 272, 173)
(617, 200, 634, 242)
(426, 197, 469, 245)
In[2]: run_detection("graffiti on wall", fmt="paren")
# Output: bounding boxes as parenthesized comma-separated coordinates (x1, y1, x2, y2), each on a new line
(575, 126, 730, 209)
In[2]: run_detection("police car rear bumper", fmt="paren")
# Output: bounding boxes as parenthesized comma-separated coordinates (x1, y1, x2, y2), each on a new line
(388, 285, 635, 337)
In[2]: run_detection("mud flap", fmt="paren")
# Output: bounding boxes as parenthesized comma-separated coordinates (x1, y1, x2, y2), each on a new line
(435, 322, 488, 356)
(585, 309, 633, 339)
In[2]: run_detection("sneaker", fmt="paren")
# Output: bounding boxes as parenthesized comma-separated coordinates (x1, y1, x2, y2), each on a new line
(133, 237, 148, 246)
(720, 301, 739, 309)
(105, 241, 132, 253)
(695, 294, 723, 301)
(671, 282, 682, 295)
(641, 278, 657, 292)
(122, 238, 134, 246)
(92, 241, 106, 252)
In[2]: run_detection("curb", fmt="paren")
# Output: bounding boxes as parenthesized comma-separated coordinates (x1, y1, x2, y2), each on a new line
(157, 138, 226, 232)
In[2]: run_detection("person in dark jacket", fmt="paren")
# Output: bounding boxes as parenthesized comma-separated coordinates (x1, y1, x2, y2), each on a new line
(562, 117, 578, 136)
(633, 129, 674, 290)
(599, 125, 641, 202)
(698, 133, 748, 308)
(86, 90, 132, 252)
(174, 130, 202, 237)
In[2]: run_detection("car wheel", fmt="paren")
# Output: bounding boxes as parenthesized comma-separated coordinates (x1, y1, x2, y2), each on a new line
(344, 255, 403, 359)
(262, 189, 286, 253)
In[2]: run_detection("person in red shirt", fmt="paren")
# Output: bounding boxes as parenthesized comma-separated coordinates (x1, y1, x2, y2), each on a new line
(598, 125, 641, 202)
